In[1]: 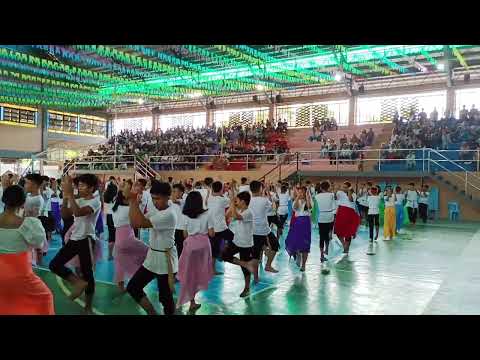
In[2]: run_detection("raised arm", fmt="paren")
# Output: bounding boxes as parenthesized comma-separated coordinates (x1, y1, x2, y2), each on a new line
(124, 182, 153, 229)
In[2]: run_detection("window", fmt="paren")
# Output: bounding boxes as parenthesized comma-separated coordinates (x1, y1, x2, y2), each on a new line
(276, 100, 349, 128)
(356, 91, 447, 124)
(113, 116, 153, 135)
(159, 112, 206, 132)
(455, 88, 480, 117)
(1, 105, 37, 125)
(213, 107, 268, 128)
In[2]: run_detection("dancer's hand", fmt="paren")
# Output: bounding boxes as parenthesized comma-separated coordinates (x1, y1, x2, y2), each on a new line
(62, 175, 74, 199)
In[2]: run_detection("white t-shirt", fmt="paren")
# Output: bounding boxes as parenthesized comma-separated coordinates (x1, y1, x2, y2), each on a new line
(293, 199, 310, 217)
(207, 195, 230, 233)
(367, 195, 381, 215)
(395, 193, 405, 206)
(24, 194, 44, 218)
(168, 199, 186, 231)
(384, 195, 396, 208)
(184, 211, 214, 236)
(104, 202, 114, 215)
(111, 205, 130, 228)
(277, 193, 289, 216)
(70, 197, 102, 241)
(405, 190, 419, 208)
(144, 206, 178, 275)
(41, 187, 54, 215)
(419, 191, 429, 205)
(336, 191, 357, 210)
(249, 196, 272, 236)
(139, 191, 151, 214)
(239, 184, 251, 194)
(196, 188, 209, 210)
(267, 192, 278, 216)
(315, 192, 335, 223)
(358, 188, 369, 207)
(233, 208, 254, 248)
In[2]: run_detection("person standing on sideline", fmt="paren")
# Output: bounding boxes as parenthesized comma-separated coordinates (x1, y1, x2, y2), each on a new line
(125, 180, 178, 315)
(383, 186, 397, 241)
(418, 185, 430, 223)
(314, 181, 335, 264)
(405, 182, 419, 225)
(394, 186, 405, 234)
(49, 174, 101, 315)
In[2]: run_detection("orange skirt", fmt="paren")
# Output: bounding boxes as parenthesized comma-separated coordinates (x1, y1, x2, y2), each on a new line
(0, 251, 55, 315)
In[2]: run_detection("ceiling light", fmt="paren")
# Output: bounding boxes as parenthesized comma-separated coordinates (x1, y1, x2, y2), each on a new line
(256, 84, 265, 91)
(437, 63, 445, 71)
(137, 98, 145, 104)
(334, 73, 343, 82)
(188, 92, 202, 98)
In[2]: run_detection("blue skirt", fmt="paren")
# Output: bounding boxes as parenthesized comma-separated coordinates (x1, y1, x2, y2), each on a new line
(285, 216, 312, 255)
(51, 202, 62, 232)
(96, 211, 104, 234)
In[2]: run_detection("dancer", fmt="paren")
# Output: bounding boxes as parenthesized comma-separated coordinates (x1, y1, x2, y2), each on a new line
(50, 178, 62, 234)
(49, 174, 101, 314)
(266, 183, 281, 241)
(223, 190, 257, 297)
(133, 179, 149, 237)
(24, 174, 45, 264)
(170, 183, 186, 258)
(239, 177, 250, 193)
(250, 180, 279, 278)
(125, 180, 178, 316)
(418, 184, 430, 223)
(111, 182, 148, 292)
(367, 186, 380, 243)
(405, 182, 419, 225)
(314, 181, 335, 267)
(276, 184, 290, 240)
(0, 185, 54, 315)
(357, 182, 370, 229)
(333, 181, 360, 255)
(104, 182, 118, 260)
(383, 186, 397, 241)
(208, 181, 234, 275)
(394, 186, 405, 234)
(177, 191, 215, 314)
(285, 186, 312, 272)
(194, 181, 209, 210)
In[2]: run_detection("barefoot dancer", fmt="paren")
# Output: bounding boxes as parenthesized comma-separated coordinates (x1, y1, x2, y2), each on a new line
(223, 190, 257, 297)
(125, 180, 178, 315)
(49, 174, 101, 314)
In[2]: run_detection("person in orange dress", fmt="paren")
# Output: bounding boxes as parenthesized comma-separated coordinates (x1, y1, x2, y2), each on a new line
(0, 185, 55, 315)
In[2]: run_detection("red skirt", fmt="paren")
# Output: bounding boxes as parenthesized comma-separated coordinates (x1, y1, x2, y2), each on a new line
(0, 251, 55, 315)
(334, 205, 360, 238)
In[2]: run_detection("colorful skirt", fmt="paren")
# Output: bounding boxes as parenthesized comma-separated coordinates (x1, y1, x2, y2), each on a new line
(334, 205, 360, 238)
(0, 251, 54, 315)
(285, 216, 312, 255)
(176, 234, 214, 307)
(383, 206, 396, 239)
(51, 202, 62, 233)
(64, 225, 104, 268)
(395, 204, 406, 231)
(95, 211, 104, 235)
(113, 225, 148, 283)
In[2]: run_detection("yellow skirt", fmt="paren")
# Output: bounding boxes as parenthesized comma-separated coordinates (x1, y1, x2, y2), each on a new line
(384, 206, 396, 239)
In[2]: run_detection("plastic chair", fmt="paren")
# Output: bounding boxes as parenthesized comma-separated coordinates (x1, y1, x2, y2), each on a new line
(447, 202, 459, 221)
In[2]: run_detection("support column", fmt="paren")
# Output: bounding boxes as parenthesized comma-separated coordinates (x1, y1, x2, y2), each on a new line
(206, 108, 214, 127)
(268, 101, 276, 124)
(446, 87, 456, 117)
(38, 106, 48, 152)
(444, 45, 456, 117)
(152, 108, 161, 133)
(348, 95, 357, 127)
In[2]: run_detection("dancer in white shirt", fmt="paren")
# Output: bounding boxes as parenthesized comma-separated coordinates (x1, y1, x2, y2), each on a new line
(418, 184, 430, 223)
(395, 186, 405, 234)
(405, 182, 419, 225)
(367, 186, 380, 243)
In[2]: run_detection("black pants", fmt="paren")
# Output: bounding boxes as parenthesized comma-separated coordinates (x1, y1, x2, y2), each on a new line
(407, 207, 417, 224)
(174, 229, 185, 257)
(318, 222, 333, 253)
(134, 228, 139, 238)
(418, 203, 428, 223)
(367, 214, 380, 240)
(221, 243, 253, 278)
(278, 214, 288, 229)
(106, 214, 116, 243)
(211, 229, 234, 259)
(126, 266, 175, 315)
(49, 237, 95, 295)
(61, 216, 74, 246)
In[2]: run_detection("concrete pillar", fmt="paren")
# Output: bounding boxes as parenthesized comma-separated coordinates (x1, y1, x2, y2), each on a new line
(446, 87, 456, 117)
(348, 95, 357, 126)
(206, 108, 213, 127)
(38, 106, 48, 152)
(268, 102, 276, 124)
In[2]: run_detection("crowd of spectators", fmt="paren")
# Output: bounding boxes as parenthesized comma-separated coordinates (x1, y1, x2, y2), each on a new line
(79, 120, 290, 171)
(381, 106, 480, 163)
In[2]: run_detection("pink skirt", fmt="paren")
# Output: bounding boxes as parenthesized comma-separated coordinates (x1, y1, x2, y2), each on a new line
(113, 225, 148, 283)
(176, 234, 214, 307)
(64, 225, 104, 268)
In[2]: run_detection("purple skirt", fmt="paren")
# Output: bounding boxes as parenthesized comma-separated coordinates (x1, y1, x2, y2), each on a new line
(51, 202, 62, 232)
(95, 211, 104, 234)
(285, 216, 312, 255)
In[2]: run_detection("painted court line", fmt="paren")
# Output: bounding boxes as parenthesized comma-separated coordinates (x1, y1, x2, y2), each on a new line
(55, 275, 105, 315)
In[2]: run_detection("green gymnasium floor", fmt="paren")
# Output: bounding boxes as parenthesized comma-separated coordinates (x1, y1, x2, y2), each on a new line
(35, 220, 480, 315)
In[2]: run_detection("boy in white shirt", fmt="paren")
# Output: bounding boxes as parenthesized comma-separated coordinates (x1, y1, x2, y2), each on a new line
(249, 180, 279, 279)
(276, 185, 290, 240)
(208, 181, 234, 275)
(367, 187, 380, 242)
(223, 191, 256, 297)
(24, 173, 46, 263)
(133, 179, 149, 238)
(418, 184, 430, 223)
(239, 177, 250, 194)
(170, 183, 186, 257)
(195, 181, 209, 210)
(125, 180, 178, 316)
(405, 182, 419, 225)
(49, 174, 101, 315)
